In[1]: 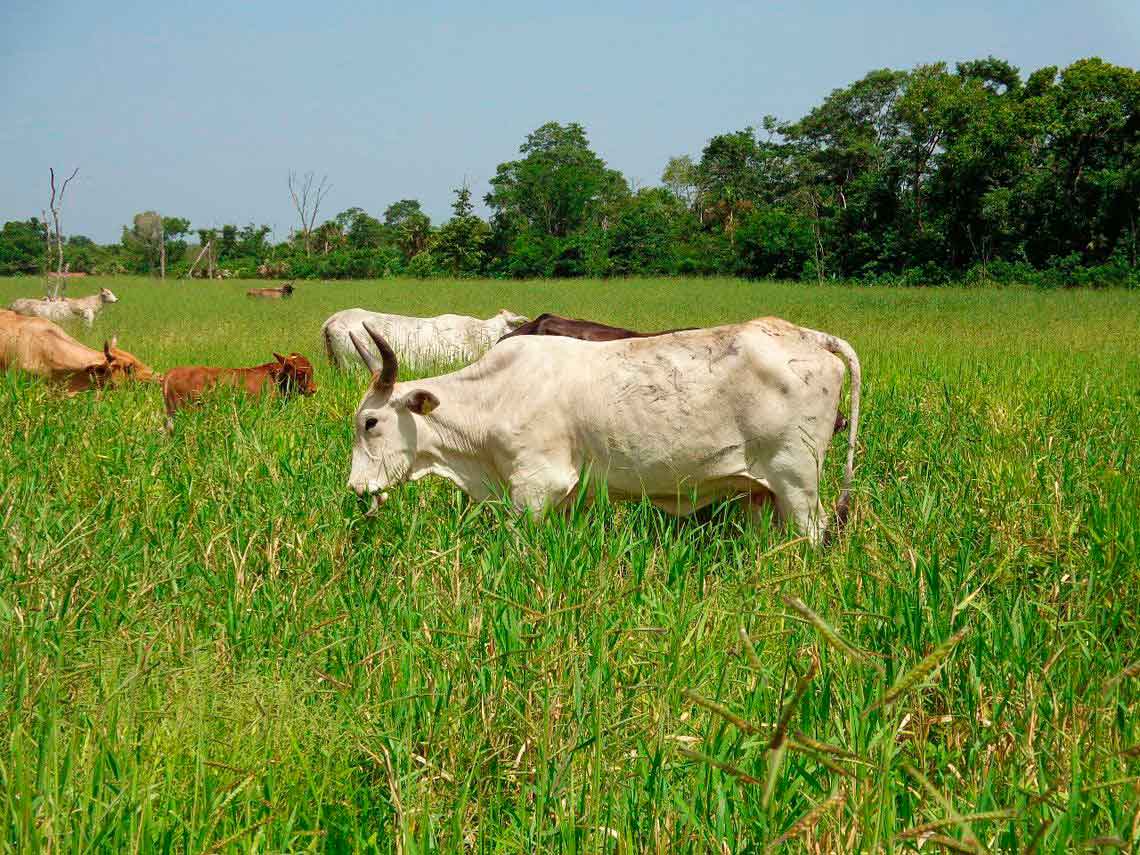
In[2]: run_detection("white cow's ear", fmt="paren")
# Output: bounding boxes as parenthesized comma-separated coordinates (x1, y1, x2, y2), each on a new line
(400, 390, 440, 416)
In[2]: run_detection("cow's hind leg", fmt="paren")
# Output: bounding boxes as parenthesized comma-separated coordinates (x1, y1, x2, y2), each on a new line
(753, 467, 825, 545)
(740, 483, 777, 529)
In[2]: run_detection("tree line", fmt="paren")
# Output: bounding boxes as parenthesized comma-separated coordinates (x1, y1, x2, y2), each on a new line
(2, 56, 1137, 287)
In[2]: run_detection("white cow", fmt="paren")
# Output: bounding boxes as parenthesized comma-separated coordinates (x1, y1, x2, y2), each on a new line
(346, 317, 861, 544)
(9, 288, 119, 327)
(322, 308, 529, 371)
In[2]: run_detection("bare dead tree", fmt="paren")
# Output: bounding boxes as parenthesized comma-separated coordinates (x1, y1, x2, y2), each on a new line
(47, 167, 79, 299)
(40, 209, 53, 299)
(288, 171, 331, 256)
(184, 240, 211, 279)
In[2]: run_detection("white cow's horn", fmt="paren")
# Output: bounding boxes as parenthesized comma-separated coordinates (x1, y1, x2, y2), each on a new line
(362, 322, 398, 391)
(349, 331, 381, 374)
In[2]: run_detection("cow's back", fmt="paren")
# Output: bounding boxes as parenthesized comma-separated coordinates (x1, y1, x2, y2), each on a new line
(0, 310, 98, 376)
(487, 321, 844, 487)
(10, 299, 69, 322)
(330, 309, 490, 366)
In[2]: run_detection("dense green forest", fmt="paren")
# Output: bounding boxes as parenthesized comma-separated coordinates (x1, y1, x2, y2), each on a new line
(3, 57, 1138, 286)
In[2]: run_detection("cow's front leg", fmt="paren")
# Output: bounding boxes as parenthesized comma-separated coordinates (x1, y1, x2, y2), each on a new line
(508, 459, 578, 516)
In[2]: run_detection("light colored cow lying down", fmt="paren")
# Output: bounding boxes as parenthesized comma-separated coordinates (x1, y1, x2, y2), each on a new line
(0, 309, 157, 394)
(9, 288, 119, 327)
(322, 308, 528, 370)
(346, 317, 861, 545)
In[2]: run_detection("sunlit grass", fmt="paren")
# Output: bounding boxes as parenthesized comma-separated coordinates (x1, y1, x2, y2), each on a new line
(1, 275, 1138, 851)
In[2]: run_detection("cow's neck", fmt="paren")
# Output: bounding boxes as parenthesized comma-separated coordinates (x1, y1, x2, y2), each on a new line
(404, 372, 503, 500)
(50, 338, 103, 375)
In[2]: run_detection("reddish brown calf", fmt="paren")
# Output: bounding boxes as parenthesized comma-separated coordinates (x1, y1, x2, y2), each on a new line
(247, 283, 294, 299)
(162, 352, 316, 430)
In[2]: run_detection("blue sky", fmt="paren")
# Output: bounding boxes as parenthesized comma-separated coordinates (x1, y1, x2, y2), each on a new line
(2, 1, 1138, 242)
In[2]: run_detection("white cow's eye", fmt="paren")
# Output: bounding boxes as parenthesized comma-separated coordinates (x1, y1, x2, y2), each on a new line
(364, 417, 378, 431)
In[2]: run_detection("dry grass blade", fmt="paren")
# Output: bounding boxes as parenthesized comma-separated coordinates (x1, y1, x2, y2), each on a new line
(782, 595, 885, 673)
(204, 814, 275, 854)
(1023, 817, 1055, 855)
(788, 739, 856, 778)
(763, 742, 788, 811)
(921, 833, 979, 853)
(763, 659, 818, 808)
(1101, 660, 1140, 696)
(866, 627, 969, 715)
(677, 747, 760, 785)
(903, 763, 984, 853)
(1080, 837, 1127, 849)
(766, 789, 846, 852)
(897, 810, 1016, 839)
(739, 625, 763, 671)
(770, 661, 818, 752)
(683, 688, 765, 736)
(792, 731, 864, 761)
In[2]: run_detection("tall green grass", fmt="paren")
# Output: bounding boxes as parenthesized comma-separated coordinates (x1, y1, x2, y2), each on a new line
(1, 275, 1138, 852)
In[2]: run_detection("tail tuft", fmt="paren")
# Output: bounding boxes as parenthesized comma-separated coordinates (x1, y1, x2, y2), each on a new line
(824, 491, 851, 547)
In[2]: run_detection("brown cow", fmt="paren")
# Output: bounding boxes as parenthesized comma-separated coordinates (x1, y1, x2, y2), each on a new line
(0, 310, 157, 394)
(247, 283, 294, 299)
(498, 313, 849, 437)
(162, 352, 316, 431)
(497, 313, 693, 344)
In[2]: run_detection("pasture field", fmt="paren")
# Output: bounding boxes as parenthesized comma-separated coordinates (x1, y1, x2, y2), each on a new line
(1, 275, 1138, 853)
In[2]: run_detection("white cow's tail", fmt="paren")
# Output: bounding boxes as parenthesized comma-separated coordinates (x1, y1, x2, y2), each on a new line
(806, 328, 861, 544)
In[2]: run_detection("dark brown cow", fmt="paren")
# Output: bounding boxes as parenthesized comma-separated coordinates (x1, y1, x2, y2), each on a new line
(162, 352, 316, 431)
(497, 313, 692, 344)
(247, 283, 294, 299)
(499, 312, 848, 437)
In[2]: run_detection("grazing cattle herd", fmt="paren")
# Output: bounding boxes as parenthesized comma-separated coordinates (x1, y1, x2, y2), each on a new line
(1, 283, 861, 542)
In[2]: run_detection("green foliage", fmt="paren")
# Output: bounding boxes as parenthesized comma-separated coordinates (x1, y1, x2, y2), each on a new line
(0, 219, 48, 275)
(734, 207, 815, 279)
(432, 186, 490, 277)
(486, 121, 628, 241)
(339, 208, 386, 250)
(383, 199, 432, 261)
(608, 189, 677, 276)
(405, 250, 437, 278)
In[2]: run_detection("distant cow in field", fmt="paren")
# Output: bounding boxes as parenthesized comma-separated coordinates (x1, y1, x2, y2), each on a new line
(247, 283, 294, 299)
(322, 308, 529, 370)
(498, 313, 849, 437)
(9, 288, 119, 327)
(0, 309, 157, 394)
(161, 352, 317, 431)
(497, 313, 694, 344)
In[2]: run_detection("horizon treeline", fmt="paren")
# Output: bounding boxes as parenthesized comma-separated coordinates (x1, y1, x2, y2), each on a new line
(2, 56, 1138, 287)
